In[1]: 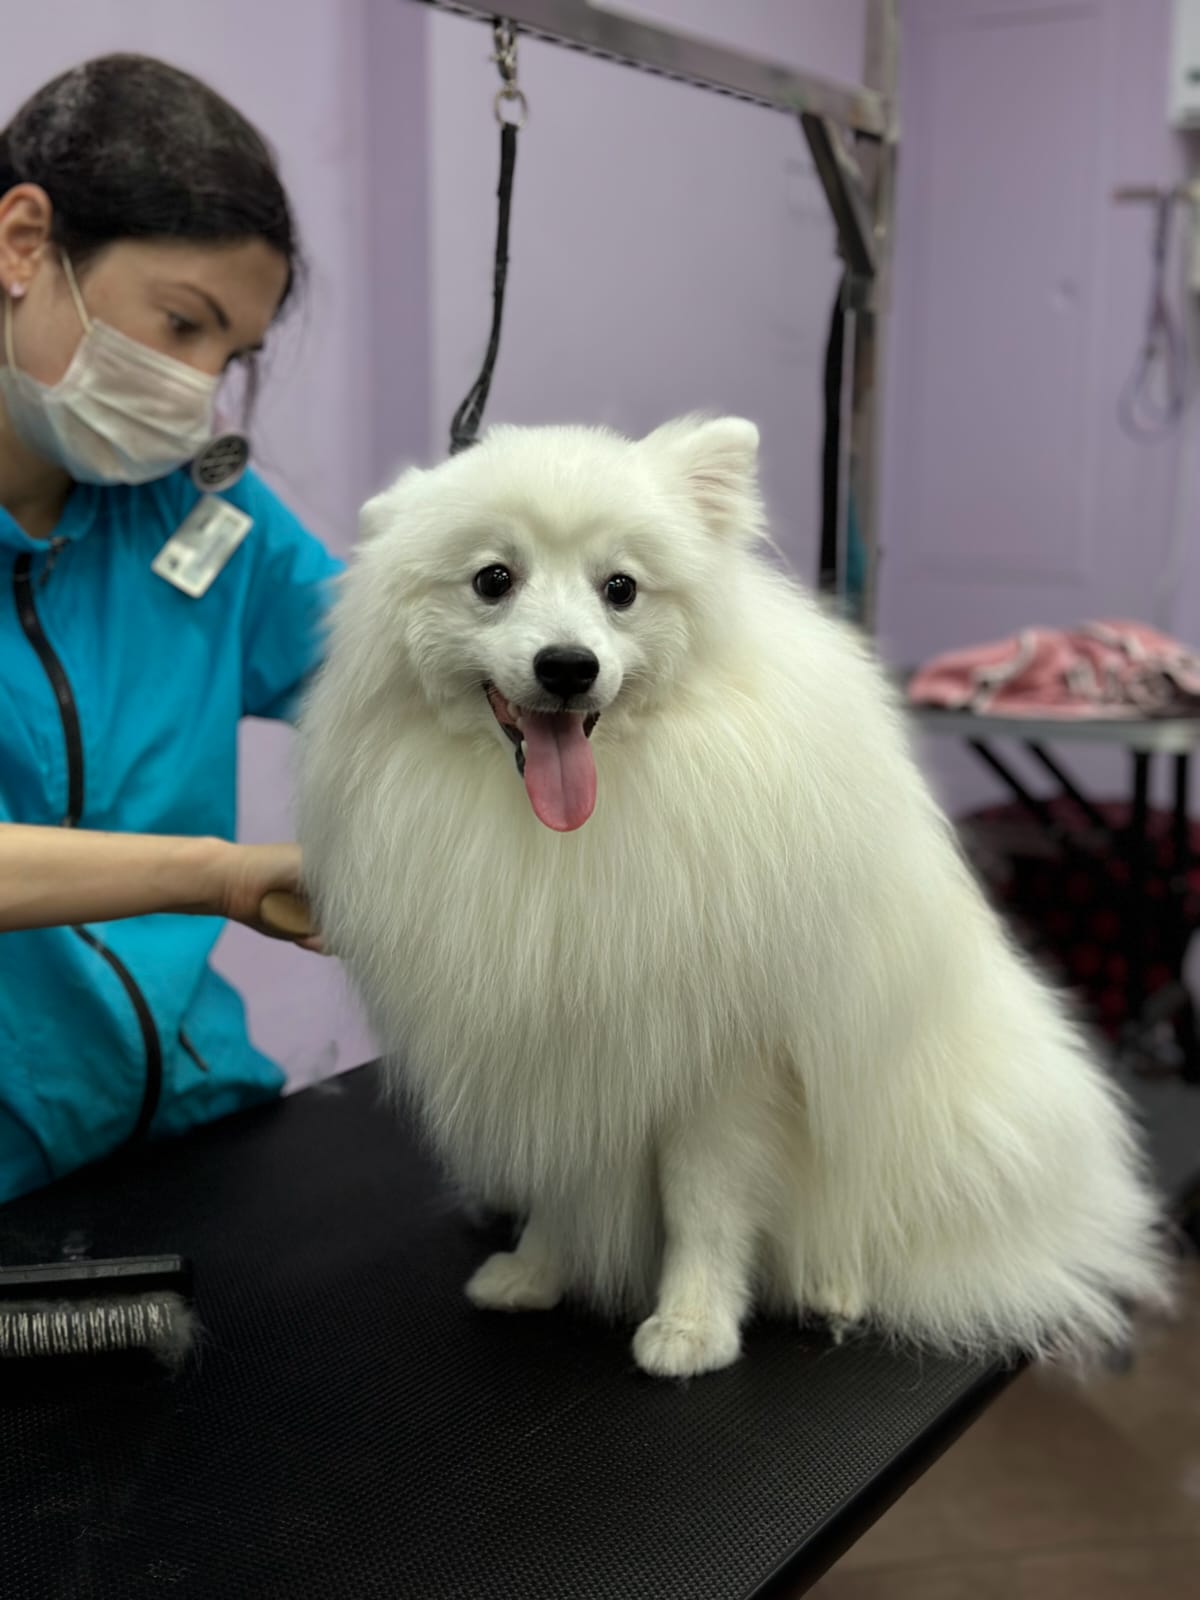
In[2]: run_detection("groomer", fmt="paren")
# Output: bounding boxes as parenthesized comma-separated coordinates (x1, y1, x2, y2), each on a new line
(0, 54, 343, 1203)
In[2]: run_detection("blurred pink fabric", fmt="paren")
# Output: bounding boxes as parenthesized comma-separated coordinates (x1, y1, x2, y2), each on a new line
(908, 622, 1200, 718)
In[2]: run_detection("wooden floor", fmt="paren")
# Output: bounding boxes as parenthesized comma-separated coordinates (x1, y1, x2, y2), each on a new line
(810, 1261, 1200, 1599)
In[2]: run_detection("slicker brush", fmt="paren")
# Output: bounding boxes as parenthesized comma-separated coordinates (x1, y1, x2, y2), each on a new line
(0, 1254, 195, 1367)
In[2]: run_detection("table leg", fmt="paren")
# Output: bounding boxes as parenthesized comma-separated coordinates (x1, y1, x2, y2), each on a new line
(1126, 751, 1151, 1029)
(967, 741, 1072, 850)
(1172, 754, 1200, 1084)
(1173, 753, 1189, 872)
(1025, 744, 1115, 839)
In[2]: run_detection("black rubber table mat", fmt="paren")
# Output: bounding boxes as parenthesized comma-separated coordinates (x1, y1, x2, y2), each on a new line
(0, 1063, 1009, 1599)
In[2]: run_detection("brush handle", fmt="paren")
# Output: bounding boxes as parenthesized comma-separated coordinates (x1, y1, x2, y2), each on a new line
(0, 1255, 191, 1298)
(259, 890, 317, 939)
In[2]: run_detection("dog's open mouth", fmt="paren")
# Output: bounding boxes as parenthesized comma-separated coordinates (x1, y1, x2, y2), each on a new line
(484, 683, 599, 833)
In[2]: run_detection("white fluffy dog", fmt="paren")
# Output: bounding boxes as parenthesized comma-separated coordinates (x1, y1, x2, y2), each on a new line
(297, 416, 1168, 1378)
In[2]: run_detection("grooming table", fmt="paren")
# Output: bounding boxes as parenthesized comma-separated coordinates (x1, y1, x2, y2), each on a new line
(912, 705, 1200, 1074)
(0, 1063, 1011, 1599)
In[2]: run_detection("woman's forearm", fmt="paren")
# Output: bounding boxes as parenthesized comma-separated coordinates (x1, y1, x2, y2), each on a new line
(0, 824, 227, 932)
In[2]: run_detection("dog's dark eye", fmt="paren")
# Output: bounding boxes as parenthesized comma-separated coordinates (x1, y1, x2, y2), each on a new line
(604, 573, 637, 609)
(473, 564, 513, 601)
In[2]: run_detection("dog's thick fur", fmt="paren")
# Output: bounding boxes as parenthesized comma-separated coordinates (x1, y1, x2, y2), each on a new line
(297, 417, 1168, 1378)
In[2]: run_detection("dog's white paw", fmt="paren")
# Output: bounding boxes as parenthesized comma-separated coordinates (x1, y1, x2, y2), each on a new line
(808, 1278, 866, 1338)
(465, 1251, 563, 1312)
(632, 1312, 741, 1378)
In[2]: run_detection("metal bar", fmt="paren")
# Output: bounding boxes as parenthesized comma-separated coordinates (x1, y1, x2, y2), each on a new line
(799, 114, 877, 281)
(1113, 183, 1192, 204)
(408, 0, 888, 134)
(846, 0, 898, 632)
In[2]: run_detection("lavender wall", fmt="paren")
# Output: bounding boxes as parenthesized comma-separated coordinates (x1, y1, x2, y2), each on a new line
(425, 0, 867, 566)
(880, 0, 1188, 811)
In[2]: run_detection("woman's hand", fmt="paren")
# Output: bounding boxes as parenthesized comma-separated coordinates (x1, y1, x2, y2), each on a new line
(205, 841, 324, 951)
(0, 825, 324, 944)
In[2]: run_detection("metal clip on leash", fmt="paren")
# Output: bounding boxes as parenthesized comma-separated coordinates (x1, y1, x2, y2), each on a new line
(448, 19, 527, 456)
(491, 17, 528, 131)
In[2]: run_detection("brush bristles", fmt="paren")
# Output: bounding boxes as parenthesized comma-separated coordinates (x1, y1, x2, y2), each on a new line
(0, 1291, 195, 1366)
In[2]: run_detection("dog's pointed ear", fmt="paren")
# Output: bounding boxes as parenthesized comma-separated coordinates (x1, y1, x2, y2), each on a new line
(358, 467, 425, 546)
(641, 415, 763, 541)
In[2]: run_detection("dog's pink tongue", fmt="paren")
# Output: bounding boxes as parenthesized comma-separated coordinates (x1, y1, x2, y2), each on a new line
(521, 711, 596, 831)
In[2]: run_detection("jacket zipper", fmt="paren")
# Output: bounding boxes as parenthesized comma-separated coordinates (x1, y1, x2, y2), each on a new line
(13, 552, 83, 827)
(12, 550, 164, 1144)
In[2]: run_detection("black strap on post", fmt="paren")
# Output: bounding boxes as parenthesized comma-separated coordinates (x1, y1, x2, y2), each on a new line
(449, 121, 519, 455)
(449, 20, 526, 456)
(818, 270, 847, 596)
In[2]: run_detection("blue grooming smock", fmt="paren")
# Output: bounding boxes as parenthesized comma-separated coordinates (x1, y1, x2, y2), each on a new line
(0, 468, 342, 1203)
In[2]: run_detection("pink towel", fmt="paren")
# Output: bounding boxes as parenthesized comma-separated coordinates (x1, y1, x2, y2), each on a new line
(908, 622, 1200, 718)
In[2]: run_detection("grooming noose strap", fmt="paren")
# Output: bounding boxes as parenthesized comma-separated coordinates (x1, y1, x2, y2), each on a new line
(449, 20, 526, 456)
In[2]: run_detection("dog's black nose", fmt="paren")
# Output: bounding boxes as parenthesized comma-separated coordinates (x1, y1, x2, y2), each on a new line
(534, 645, 600, 699)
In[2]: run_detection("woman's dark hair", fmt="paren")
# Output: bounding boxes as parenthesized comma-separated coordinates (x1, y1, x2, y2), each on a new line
(0, 53, 301, 311)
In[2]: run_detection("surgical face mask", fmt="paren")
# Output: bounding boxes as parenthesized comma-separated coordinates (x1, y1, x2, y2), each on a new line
(0, 254, 220, 486)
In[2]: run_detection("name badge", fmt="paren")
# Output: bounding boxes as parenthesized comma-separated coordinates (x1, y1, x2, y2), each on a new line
(152, 495, 253, 598)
